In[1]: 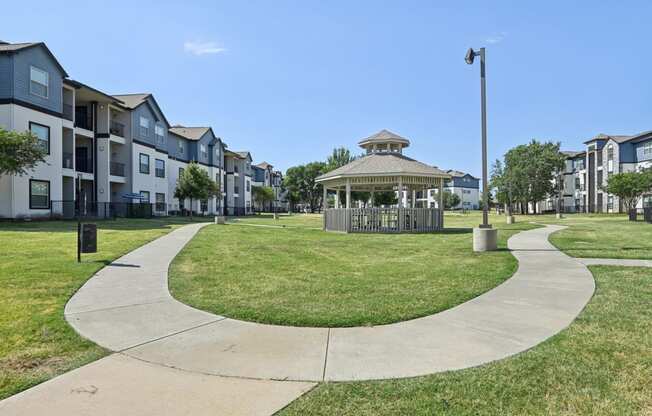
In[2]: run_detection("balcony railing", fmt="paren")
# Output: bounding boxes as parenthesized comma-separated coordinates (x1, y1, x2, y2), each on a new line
(74, 108, 93, 130)
(63, 104, 74, 121)
(110, 162, 125, 177)
(110, 121, 125, 137)
(62, 152, 74, 169)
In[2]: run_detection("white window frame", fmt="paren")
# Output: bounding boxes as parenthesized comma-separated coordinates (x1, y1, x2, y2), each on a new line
(200, 144, 207, 158)
(155, 125, 165, 144)
(644, 142, 652, 157)
(29, 66, 49, 98)
(177, 140, 184, 154)
(139, 117, 150, 137)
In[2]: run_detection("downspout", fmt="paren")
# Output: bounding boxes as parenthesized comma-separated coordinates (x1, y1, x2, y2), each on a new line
(92, 101, 98, 202)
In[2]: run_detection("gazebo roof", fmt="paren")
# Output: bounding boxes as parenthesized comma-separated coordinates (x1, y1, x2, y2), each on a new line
(358, 129, 411, 148)
(316, 152, 449, 182)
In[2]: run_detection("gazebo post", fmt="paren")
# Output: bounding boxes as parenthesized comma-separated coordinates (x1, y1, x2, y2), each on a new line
(323, 186, 328, 210)
(335, 189, 340, 209)
(370, 187, 375, 208)
(397, 177, 403, 232)
(411, 188, 416, 208)
(345, 179, 351, 232)
(438, 178, 445, 229)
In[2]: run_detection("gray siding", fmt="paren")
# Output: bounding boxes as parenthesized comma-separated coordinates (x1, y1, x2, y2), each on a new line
(0, 55, 13, 99)
(11, 46, 64, 113)
(619, 142, 636, 163)
(167, 133, 190, 161)
(447, 175, 479, 189)
(131, 101, 167, 152)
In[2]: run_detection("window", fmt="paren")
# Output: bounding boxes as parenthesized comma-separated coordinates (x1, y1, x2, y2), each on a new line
(200, 144, 207, 158)
(200, 199, 208, 212)
(30, 66, 49, 98)
(607, 144, 614, 172)
(140, 191, 150, 202)
(139, 153, 150, 174)
(155, 125, 165, 144)
(246, 180, 250, 192)
(29, 179, 49, 209)
(234, 185, 240, 194)
(234, 165, 239, 173)
(155, 159, 165, 178)
(644, 142, 652, 157)
(643, 195, 652, 208)
(597, 170, 603, 186)
(29, 122, 50, 154)
(177, 140, 184, 154)
(597, 150, 603, 165)
(155, 193, 166, 212)
(139, 117, 149, 137)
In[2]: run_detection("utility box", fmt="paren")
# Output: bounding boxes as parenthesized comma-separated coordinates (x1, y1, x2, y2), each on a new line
(80, 223, 97, 253)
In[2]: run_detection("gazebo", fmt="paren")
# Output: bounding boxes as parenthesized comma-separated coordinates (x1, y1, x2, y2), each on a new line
(316, 129, 450, 233)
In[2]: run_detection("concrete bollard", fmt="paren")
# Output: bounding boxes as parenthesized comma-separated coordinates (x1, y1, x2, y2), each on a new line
(556, 213, 563, 219)
(473, 227, 498, 252)
(273, 213, 278, 220)
(214, 216, 225, 224)
(506, 215, 515, 224)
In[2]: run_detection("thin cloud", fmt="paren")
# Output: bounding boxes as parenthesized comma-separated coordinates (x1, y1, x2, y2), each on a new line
(485, 32, 507, 44)
(183, 41, 227, 56)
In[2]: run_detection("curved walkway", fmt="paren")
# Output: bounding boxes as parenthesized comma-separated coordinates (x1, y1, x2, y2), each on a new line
(62, 222, 596, 382)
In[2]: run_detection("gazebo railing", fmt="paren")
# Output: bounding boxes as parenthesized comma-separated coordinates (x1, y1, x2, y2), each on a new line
(324, 208, 442, 233)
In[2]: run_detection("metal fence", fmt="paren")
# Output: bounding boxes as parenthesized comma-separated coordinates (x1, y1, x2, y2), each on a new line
(50, 201, 155, 220)
(325, 208, 442, 233)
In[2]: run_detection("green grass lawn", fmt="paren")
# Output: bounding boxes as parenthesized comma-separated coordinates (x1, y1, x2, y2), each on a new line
(169, 212, 538, 327)
(0, 217, 206, 400)
(520, 213, 652, 259)
(280, 265, 652, 416)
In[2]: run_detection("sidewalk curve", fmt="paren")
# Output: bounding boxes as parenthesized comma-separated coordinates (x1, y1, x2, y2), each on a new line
(60, 222, 595, 382)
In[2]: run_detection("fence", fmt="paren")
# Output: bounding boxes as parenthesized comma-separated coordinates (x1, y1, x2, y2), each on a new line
(50, 201, 155, 220)
(324, 208, 442, 233)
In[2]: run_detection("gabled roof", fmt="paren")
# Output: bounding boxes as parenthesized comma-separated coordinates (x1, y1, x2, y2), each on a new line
(446, 169, 478, 180)
(256, 161, 273, 169)
(317, 153, 449, 182)
(584, 133, 632, 144)
(224, 149, 245, 159)
(111, 93, 171, 127)
(358, 129, 410, 148)
(234, 151, 252, 160)
(0, 41, 69, 77)
(628, 130, 652, 144)
(169, 126, 211, 141)
(561, 150, 585, 158)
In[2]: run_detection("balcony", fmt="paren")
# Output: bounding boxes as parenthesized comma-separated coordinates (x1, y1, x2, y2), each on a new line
(62, 152, 74, 170)
(74, 108, 93, 130)
(63, 104, 74, 121)
(76, 157, 93, 174)
(110, 121, 125, 137)
(110, 162, 125, 177)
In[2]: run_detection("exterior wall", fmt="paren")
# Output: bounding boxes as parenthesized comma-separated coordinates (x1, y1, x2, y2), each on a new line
(0, 103, 64, 218)
(131, 102, 167, 152)
(0, 55, 13, 99)
(444, 186, 479, 210)
(131, 142, 169, 212)
(10, 46, 64, 114)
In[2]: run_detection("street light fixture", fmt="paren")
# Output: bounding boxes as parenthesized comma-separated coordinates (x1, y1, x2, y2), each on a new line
(466, 47, 497, 251)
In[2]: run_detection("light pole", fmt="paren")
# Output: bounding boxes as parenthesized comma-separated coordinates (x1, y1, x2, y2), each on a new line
(466, 47, 497, 251)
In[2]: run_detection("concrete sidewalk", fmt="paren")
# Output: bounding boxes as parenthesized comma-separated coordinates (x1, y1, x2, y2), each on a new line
(64, 222, 595, 382)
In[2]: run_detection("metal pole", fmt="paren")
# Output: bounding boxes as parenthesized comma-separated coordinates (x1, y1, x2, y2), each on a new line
(76, 175, 81, 263)
(480, 47, 490, 228)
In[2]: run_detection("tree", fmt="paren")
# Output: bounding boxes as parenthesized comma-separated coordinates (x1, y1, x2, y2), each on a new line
(252, 186, 275, 212)
(602, 170, 652, 218)
(501, 140, 565, 214)
(174, 162, 219, 219)
(490, 159, 512, 213)
(0, 127, 48, 176)
(283, 161, 327, 212)
(442, 190, 461, 209)
(373, 191, 397, 207)
(326, 147, 355, 171)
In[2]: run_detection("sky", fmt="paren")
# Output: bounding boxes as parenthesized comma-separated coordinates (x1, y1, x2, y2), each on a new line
(3, 1, 652, 176)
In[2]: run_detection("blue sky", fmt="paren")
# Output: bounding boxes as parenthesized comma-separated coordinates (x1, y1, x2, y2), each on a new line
(4, 1, 652, 176)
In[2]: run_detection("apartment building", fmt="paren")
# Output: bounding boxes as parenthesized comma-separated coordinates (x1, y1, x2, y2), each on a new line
(224, 150, 253, 216)
(251, 161, 286, 211)
(0, 40, 270, 219)
(412, 170, 479, 210)
(542, 131, 652, 213)
(168, 126, 226, 215)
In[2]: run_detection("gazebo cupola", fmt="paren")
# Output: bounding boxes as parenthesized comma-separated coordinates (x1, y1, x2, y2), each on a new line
(359, 129, 410, 155)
